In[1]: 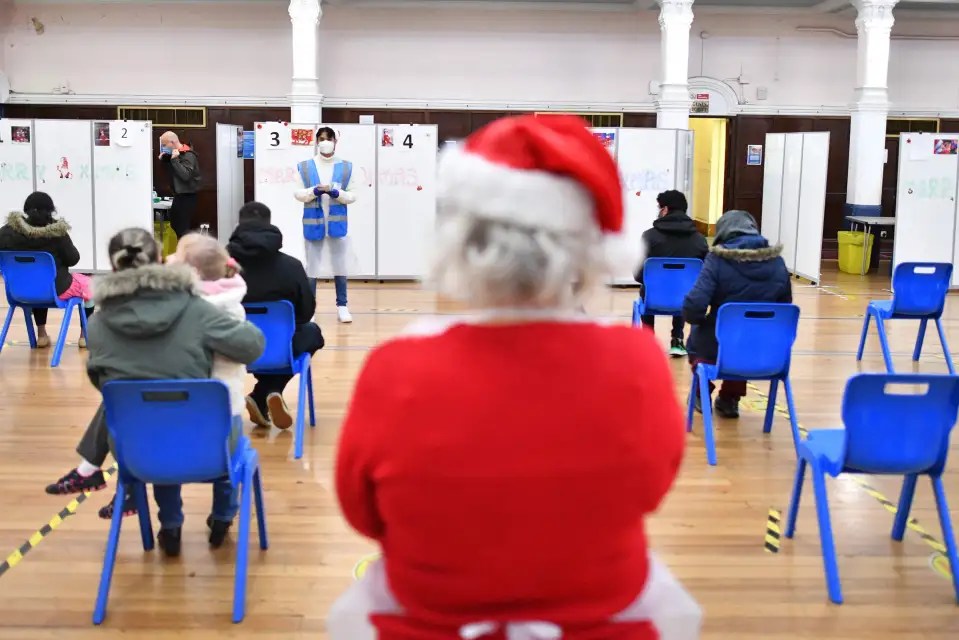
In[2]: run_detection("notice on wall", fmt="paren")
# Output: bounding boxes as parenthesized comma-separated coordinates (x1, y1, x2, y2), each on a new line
(592, 131, 616, 151)
(691, 92, 710, 114)
(934, 138, 958, 155)
(907, 135, 934, 161)
(243, 131, 255, 159)
(747, 144, 763, 166)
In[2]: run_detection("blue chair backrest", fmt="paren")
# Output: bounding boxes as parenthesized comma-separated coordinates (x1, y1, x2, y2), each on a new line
(243, 301, 296, 371)
(643, 258, 704, 313)
(841, 373, 959, 475)
(102, 380, 233, 485)
(715, 303, 800, 378)
(0, 251, 59, 306)
(890, 262, 952, 317)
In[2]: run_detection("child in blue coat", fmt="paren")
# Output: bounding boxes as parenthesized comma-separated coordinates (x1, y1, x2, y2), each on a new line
(682, 210, 792, 418)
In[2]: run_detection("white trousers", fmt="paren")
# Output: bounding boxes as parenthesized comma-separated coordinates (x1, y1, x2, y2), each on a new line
(305, 236, 357, 278)
(328, 554, 702, 640)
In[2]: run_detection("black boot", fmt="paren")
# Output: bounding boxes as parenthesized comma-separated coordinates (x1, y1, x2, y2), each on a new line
(714, 396, 740, 419)
(158, 527, 182, 557)
(207, 515, 232, 548)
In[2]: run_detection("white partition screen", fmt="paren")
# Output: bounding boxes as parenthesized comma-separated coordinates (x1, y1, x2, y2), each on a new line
(33, 120, 96, 270)
(0, 119, 36, 216)
(761, 132, 829, 284)
(615, 128, 693, 284)
(376, 124, 438, 279)
(893, 133, 959, 286)
(254, 123, 377, 277)
(92, 121, 153, 270)
(216, 123, 245, 245)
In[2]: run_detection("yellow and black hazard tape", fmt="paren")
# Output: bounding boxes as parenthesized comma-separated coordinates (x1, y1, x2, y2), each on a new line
(744, 383, 951, 564)
(0, 463, 117, 578)
(764, 508, 783, 553)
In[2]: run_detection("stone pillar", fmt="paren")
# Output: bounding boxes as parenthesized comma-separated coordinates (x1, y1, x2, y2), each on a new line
(655, 0, 694, 130)
(845, 0, 897, 222)
(289, 0, 323, 123)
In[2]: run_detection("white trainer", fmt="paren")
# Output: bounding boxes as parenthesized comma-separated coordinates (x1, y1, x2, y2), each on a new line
(337, 306, 353, 324)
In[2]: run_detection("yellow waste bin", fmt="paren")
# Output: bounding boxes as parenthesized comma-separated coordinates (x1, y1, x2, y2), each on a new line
(153, 220, 178, 258)
(837, 231, 874, 274)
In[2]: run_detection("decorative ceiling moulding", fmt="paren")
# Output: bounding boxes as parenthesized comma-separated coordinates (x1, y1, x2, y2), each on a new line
(5, 93, 291, 107)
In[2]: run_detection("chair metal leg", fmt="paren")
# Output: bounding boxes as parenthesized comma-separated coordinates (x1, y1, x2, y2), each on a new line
(133, 481, 154, 552)
(0, 305, 15, 355)
(931, 476, 959, 603)
(93, 477, 128, 624)
(22, 307, 37, 349)
(783, 378, 802, 451)
(856, 312, 871, 362)
(935, 318, 956, 375)
(763, 379, 779, 434)
(811, 467, 843, 604)
(50, 301, 74, 368)
(686, 372, 697, 434)
(307, 366, 315, 427)
(293, 367, 309, 460)
(913, 318, 928, 362)
(875, 317, 895, 373)
(232, 465, 254, 623)
(631, 300, 642, 327)
(699, 367, 717, 466)
(785, 457, 807, 538)
(252, 465, 269, 550)
(891, 474, 918, 542)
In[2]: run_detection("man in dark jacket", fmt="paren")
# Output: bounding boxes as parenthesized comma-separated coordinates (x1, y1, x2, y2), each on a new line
(159, 131, 201, 238)
(635, 190, 708, 357)
(228, 201, 325, 430)
(683, 210, 792, 418)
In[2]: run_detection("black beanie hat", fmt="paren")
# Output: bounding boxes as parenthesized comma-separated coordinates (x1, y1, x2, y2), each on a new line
(23, 191, 55, 214)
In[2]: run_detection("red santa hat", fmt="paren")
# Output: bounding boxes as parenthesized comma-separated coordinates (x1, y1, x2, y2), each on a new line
(437, 115, 624, 235)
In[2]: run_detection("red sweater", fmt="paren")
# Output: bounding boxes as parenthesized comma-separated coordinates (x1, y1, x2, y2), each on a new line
(336, 321, 685, 638)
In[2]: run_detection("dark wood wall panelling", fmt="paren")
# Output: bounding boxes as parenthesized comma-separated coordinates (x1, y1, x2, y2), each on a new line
(4, 104, 955, 243)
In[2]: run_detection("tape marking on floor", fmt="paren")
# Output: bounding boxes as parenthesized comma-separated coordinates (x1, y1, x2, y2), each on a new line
(0, 464, 116, 578)
(765, 508, 783, 553)
(744, 383, 950, 565)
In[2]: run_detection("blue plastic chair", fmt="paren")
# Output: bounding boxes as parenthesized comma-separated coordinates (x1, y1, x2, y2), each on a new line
(686, 303, 802, 466)
(856, 262, 954, 375)
(94, 380, 268, 624)
(0, 251, 88, 367)
(632, 258, 704, 326)
(784, 373, 959, 605)
(243, 301, 315, 459)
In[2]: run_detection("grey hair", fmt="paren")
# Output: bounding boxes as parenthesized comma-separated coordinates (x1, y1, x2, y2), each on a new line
(430, 211, 608, 309)
(107, 227, 160, 271)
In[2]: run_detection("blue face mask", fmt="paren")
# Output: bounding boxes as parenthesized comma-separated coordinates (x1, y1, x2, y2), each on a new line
(161, 145, 174, 155)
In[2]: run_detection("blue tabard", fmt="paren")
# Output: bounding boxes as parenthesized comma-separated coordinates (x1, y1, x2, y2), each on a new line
(297, 159, 353, 241)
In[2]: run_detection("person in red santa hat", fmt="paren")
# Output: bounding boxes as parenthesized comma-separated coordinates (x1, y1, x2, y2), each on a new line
(329, 115, 700, 640)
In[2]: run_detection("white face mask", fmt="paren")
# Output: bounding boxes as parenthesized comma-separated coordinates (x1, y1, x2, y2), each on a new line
(318, 140, 335, 155)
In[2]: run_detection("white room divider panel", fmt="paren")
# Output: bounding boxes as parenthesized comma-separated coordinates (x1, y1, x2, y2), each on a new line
(33, 120, 96, 270)
(761, 132, 830, 284)
(92, 121, 153, 271)
(761, 134, 786, 247)
(793, 132, 829, 283)
(615, 128, 693, 285)
(894, 132, 959, 286)
(216, 123, 245, 245)
(254, 123, 378, 277)
(0, 119, 36, 217)
(375, 124, 438, 279)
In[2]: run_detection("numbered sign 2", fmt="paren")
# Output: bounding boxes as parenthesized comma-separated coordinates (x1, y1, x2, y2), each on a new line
(110, 121, 134, 148)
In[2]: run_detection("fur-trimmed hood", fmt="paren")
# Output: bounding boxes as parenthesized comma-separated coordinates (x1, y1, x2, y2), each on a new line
(4, 211, 71, 238)
(93, 265, 200, 339)
(711, 243, 784, 263)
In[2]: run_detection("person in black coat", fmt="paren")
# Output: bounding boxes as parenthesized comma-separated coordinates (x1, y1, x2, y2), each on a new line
(227, 202, 325, 429)
(635, 190, 708, 357)
(682, 210, 792, 418)
(0, 191, 93, 347)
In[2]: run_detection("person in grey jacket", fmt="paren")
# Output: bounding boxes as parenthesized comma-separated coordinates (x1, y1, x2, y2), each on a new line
(159, 131, 201, 238)
(45, 228, 264, 554)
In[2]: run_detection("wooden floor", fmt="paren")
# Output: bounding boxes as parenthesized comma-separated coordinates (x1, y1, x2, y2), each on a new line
(0, 264, 958, 639)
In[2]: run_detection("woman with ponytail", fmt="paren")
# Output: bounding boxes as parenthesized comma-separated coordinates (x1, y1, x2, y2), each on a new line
(44, 228, 264, 555)
(0, 191, 95, 347)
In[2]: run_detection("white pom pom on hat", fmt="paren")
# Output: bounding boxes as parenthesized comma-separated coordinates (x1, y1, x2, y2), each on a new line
(437, 114, 625, 235)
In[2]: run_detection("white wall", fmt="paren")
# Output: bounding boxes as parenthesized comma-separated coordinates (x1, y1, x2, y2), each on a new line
(3, 2, 959, 113)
